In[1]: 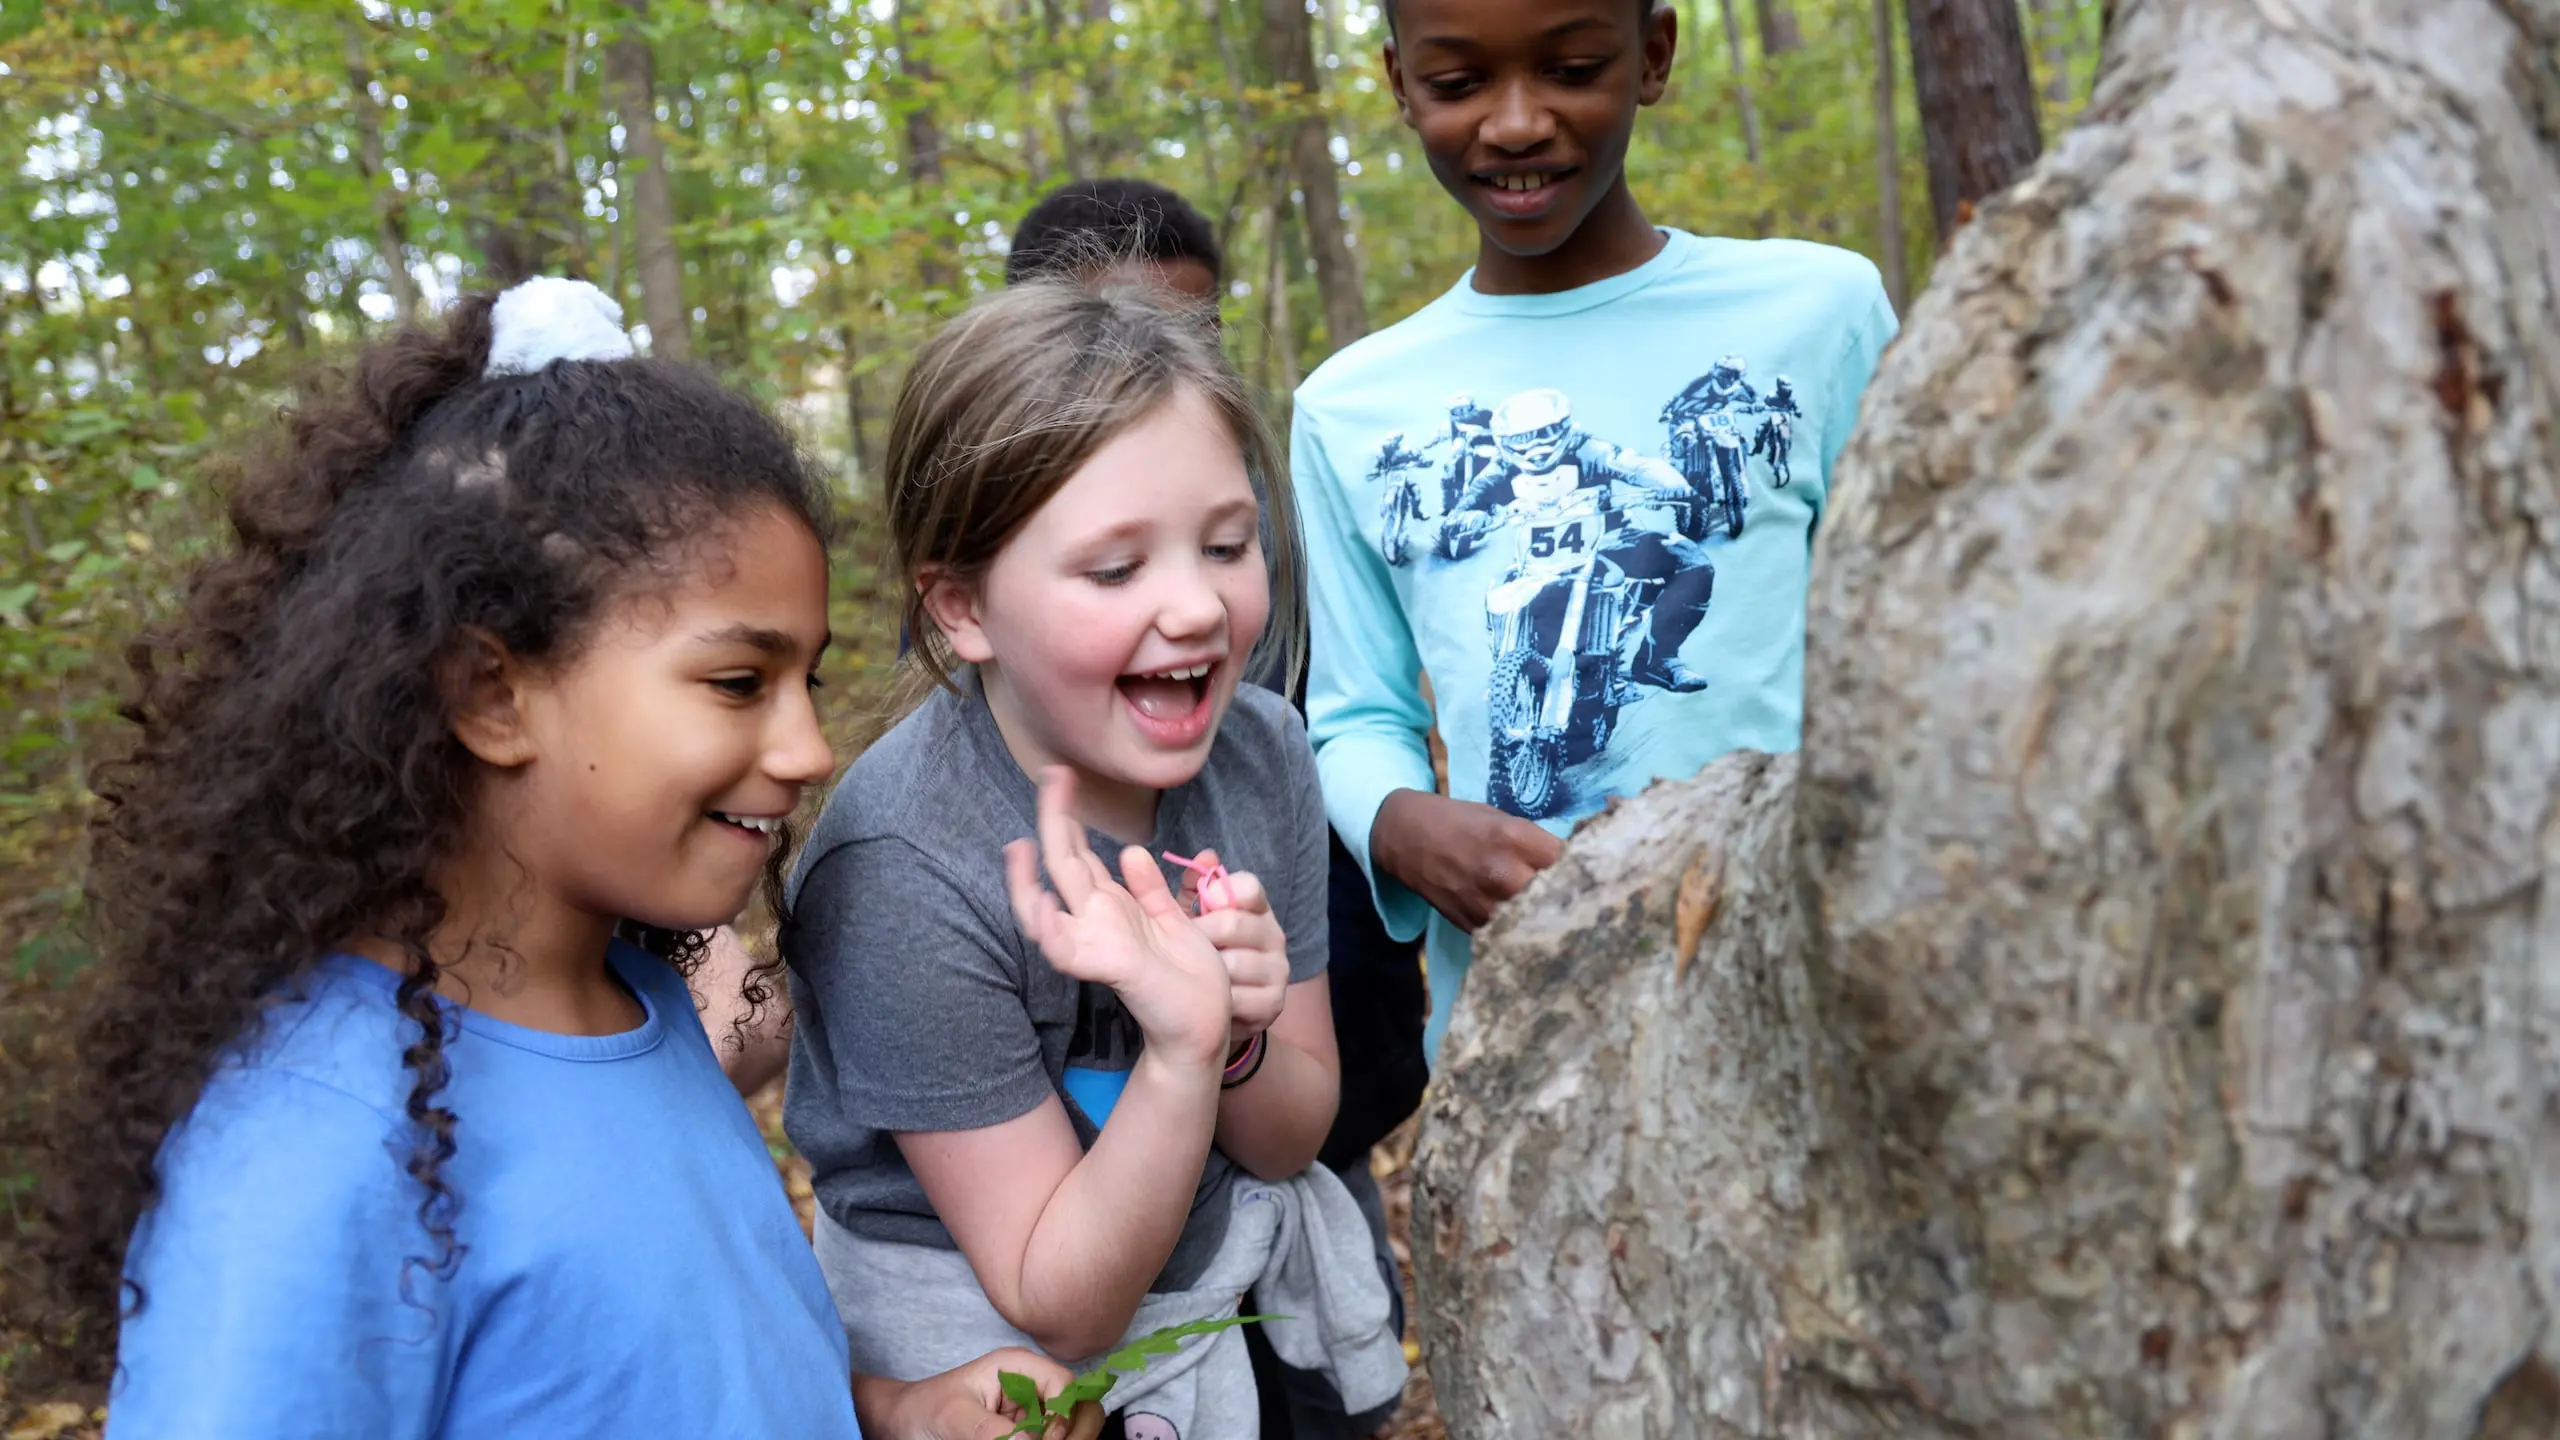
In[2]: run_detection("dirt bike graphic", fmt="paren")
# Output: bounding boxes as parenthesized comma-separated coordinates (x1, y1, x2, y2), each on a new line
(1479, 486, 1700, 819)
(1368, 438, 1432, 567)
(1663, 407, 1749, 541)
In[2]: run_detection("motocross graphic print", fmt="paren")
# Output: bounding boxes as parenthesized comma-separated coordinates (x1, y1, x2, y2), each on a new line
(1352, 360, 1802, 820)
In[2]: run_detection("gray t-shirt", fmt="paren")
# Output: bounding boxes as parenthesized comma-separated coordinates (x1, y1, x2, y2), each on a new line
(780, 674, 1329, 1290)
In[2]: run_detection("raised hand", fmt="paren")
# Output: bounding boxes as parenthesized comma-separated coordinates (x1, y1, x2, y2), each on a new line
(1173, 849, 1290, 1047)
(1003, 766, 1231, 1068)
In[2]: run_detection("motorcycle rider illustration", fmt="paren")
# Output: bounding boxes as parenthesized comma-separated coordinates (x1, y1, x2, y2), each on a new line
(1752, 375, 1802, 487)
(1660, 355, 1764, 540)
(1435, 389, 1720, 817)
(1439, 389, 1717, 695)
(1364, 391, 1501, 567)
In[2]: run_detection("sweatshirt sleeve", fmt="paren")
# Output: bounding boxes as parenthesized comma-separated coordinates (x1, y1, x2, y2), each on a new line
(1291, 396, 1438, 945)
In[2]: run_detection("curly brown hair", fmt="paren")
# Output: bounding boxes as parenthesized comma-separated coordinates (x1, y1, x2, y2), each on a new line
(20, 292, 834, 1385)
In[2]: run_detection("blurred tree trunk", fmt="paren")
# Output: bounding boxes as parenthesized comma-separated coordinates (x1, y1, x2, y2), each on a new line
(339, 20, 418, 326)
(606, 0, 687, 359)
(891, 0, 951, 292)
(1717, 0, 1766, 166)
(1755, 0, 1803, 56)
(1414, 0, 2560, 1435)
(1901, 0, 2042, 241)
(1870, 0, 1908, 313)
(1260, 0, 1366, 352)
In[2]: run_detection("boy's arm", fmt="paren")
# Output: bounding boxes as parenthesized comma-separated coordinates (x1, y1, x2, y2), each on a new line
(1293, 399, 1440, 939)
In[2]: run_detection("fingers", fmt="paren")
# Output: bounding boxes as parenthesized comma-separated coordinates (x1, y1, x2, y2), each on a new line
(982, 1346, 1074, 1396)
(1034, 766, 1099, 911)
(1211, 867, 1268, 915)
(1117, 844, 1192, 926)
(1052, 1400, 1107, 1440)
(1003, 840, 1065, 958)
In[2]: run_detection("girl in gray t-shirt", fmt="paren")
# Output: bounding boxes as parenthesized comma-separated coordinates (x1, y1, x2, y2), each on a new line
(781, 280, 1339, 1392)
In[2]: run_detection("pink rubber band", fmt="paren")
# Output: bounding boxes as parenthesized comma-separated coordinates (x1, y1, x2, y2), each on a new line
(1162, 850, 1235, 913)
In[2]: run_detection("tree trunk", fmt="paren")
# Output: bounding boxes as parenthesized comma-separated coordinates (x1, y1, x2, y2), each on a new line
(891, 0, 951, 293)
(1717, 0, 1766, 167)
(1869, 0, 1908, 314)
(605, 1, 688, 360)
(1413, 1, 2560, 1436)
(1755, 0, 1803, 57)
(1901, 0, 2043, 242)
(339, 20, 418, 327)
(1260, 0, 1367, 353)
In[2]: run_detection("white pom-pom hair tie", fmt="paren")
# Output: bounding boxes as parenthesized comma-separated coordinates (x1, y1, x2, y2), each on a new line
(483, 276, 638, 377)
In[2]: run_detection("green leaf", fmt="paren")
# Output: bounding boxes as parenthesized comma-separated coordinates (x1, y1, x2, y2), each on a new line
(129, 463, 164, 491)
(42, 540, 86, 564)
(0, 583, 36, 625)
(997, 1368, 1044, 1418)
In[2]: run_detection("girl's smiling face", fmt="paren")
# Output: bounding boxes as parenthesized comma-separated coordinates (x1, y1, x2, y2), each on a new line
(925, 386, 1271, 840)
(468, 502, 838, 935)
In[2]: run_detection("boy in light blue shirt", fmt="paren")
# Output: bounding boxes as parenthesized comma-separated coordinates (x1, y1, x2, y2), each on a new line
(1297, 0, 1898, 1059)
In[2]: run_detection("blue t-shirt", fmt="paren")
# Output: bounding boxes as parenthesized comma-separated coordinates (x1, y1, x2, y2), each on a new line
(1292, 229, 1896, 1057)
(110, 942, 860, 1440)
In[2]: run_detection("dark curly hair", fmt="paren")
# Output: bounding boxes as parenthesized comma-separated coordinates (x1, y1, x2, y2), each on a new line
(22, 292, 835, 1385)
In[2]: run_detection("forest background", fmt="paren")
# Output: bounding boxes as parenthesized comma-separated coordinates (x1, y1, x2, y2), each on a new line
(0, 0, 2101, 1431)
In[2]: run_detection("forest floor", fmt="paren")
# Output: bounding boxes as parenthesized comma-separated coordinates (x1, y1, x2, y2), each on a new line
(0, 499, 1448, 1438)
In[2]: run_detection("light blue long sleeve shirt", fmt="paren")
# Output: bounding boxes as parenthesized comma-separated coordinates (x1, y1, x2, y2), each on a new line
(1293, 229, 1896, 1058)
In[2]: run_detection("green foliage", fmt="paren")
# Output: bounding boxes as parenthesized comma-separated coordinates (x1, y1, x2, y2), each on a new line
(996, 1314, 1279, 1437)
(0, 0, 2108, 965)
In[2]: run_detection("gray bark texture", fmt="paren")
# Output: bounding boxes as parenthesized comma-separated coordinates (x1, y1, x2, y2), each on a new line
(1412, 0, 2560, 1436)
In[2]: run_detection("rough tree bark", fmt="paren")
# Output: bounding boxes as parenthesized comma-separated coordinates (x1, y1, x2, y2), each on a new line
(1260, 0, 1367, 351)
(1901, 0, 2043, 242)
(1413, 1, 2560, 1436)
(604, 0, 688, 360)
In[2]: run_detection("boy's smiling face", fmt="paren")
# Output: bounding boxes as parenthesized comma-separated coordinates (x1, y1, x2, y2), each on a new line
(1386, 0, 1674, 283)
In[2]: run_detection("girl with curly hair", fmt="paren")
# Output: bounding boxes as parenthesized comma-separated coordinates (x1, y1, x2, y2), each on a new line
(31, 280, 1095, 1440)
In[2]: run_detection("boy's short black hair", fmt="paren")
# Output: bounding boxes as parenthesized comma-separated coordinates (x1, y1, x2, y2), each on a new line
(1384, 0, 1657, 32)
(1005, 178, 1223, 287)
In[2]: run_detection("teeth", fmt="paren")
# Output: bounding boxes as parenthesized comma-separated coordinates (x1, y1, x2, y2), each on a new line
(1138, 662, 1214, 681)
(1491, 174, 1554, 192)
(713, 812, 782, 834)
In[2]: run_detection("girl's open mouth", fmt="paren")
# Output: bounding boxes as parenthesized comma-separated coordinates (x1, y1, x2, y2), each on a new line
(709, 810, 785, 842)
(1116, 661, 1218, 747)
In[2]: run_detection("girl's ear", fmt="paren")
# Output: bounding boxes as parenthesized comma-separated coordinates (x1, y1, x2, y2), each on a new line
(918, 568, 996, 666)
(442, 629, 541, 768)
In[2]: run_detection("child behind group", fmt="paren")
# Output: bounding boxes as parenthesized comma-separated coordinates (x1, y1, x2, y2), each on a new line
(29, 280, 1092, 1440)
(1296, 0, 1900, 1058)
(782, 281, 1402, 1438)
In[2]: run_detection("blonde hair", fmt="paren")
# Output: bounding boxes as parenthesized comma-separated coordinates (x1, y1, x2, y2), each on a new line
(882, 277, 1306, 705)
